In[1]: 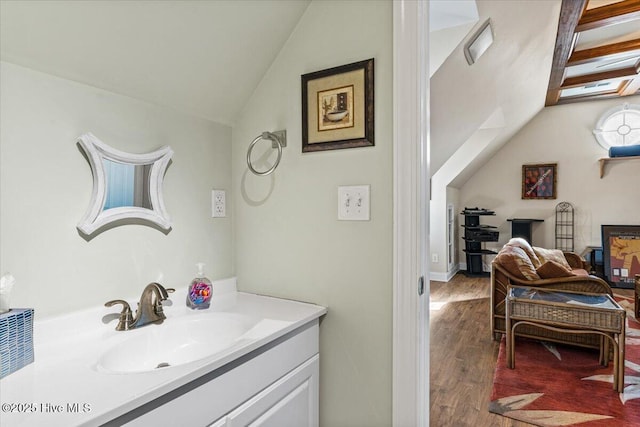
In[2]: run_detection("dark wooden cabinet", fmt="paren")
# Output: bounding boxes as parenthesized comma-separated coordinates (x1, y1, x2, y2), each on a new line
(461, 207, 498, 276)
(507, 218, 544, 244)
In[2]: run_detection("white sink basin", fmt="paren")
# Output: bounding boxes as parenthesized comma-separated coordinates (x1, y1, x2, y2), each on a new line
(96, 312, 262, 374)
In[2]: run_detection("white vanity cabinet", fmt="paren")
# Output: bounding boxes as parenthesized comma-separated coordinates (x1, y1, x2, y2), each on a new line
(212, 355, 318, 427)
(121, 319, 320, 427)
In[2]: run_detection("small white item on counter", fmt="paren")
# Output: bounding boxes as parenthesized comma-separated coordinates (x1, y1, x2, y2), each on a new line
(0, 273, 16, 313)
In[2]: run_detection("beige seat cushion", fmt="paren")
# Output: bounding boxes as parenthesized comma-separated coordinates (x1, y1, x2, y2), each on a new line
(495, 245, 540, 280)
(533, 247, 571, 270)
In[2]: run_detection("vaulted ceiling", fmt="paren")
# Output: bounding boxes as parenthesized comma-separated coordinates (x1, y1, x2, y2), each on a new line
(0, 1, 311, 125)
(546, 0, 640, 106)
(430, 0, 561, 182)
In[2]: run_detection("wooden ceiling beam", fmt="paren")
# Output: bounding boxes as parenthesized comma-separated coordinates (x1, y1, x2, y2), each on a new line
(567, 38, 640, 65)
(576, 0, 640, 32)
(546, 0, 640, 106)
(545, 0, 588, 106)
(560, 66, 639, 89)
(621, 75, 640, 95)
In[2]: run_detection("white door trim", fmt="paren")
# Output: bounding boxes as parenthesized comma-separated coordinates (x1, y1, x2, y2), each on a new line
(447, 203, 455, 272)
(392, 1, 429, 426)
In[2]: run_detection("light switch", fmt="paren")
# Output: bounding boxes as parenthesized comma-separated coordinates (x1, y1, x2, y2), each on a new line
(338, 185, 370, 221)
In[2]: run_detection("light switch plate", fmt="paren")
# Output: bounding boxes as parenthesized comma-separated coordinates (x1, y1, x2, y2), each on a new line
(338, 185, 370, 221)
(212, 190, 226, 218)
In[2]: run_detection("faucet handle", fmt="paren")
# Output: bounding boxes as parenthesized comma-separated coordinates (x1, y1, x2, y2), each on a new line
(154, 288, 175, 315)
(105, 299, 134, 331)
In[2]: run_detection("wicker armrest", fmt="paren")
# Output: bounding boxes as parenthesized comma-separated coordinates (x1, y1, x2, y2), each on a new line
(524, 276, 612, 295)
(563, 251, 588, 270)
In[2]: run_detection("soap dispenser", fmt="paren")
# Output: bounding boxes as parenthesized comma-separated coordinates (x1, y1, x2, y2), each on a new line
(187, 263, 212, 309)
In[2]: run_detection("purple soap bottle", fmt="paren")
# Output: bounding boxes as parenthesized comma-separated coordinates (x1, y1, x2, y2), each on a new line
(187, 263, 212, 309)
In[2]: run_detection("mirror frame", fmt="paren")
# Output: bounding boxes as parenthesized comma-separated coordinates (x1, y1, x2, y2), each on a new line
(77, 132, 173, 236)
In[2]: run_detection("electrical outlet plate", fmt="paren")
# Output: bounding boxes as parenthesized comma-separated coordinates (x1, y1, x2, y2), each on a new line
(338, 185, 370, 221)
(212, 190, 226, 218)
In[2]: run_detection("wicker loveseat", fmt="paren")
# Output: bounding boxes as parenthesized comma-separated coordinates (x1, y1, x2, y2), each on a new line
(491, 238, 612, 349)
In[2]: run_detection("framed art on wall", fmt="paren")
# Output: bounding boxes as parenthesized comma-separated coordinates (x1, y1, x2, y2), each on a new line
(602, 224, 640, 288)
(301, 58, 374, 152)
(522, 163, 557, 199)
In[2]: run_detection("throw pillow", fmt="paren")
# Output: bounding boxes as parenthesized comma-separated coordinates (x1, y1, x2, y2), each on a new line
(533, 247, 571, 270)
(496, 245, 540, 280)
(536, 260, 574, 279)
(505, 238, 541, 268)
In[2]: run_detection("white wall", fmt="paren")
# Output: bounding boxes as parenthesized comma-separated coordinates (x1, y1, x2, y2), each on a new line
(231, 1, 392, 426)
(0, 62, 233, 317)
(430, 0, 559, 176)
(459, 95, 640, 259)
(429, 115, 504, 278)
(429, 0, 561, 278)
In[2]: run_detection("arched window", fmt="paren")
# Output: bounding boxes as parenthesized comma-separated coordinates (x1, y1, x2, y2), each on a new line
(592, 103, 640, 150)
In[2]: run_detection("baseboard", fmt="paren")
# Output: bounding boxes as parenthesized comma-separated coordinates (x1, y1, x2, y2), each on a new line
(429, 262, 492, 282)
(458, 262, 491, 274)
(430, 265, 461, 282)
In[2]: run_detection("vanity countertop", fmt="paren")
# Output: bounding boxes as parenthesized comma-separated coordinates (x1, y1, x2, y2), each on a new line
(0, 278, 326, 427)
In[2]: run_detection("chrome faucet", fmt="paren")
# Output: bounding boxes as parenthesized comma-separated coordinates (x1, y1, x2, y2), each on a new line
(105, 282, 175, 331)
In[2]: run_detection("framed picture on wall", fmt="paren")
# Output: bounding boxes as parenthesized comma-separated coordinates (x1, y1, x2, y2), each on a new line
(602, 224, 640, 288)
(301, 58, 374, 152)
(521, 163, 557, 199)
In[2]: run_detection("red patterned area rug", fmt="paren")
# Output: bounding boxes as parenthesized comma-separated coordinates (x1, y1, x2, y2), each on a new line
(489, 294, 640, 426)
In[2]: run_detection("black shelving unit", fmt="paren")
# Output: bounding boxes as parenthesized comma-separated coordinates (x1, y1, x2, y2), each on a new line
(461, 207, 498, 276)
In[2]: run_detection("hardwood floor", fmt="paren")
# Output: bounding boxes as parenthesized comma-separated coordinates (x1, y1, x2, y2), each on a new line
(429, 273, 634, 426)
(429, 273, 535, 427)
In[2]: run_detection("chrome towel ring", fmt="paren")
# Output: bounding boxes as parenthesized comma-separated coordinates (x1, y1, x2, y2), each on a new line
(246, 130, 287, 176)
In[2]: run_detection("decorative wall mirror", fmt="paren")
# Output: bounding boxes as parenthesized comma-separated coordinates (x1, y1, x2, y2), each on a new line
(77, 132, 173, 236)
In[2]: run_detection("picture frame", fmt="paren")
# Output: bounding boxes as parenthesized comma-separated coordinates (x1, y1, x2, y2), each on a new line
(301, 58, 374, 152)
(602, 224, 640, 288)
(521, 163, 557, 199)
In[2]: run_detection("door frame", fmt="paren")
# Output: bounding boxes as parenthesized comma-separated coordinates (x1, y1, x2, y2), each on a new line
(447, 203, 456, 272)
(392, 1, 430, 426)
